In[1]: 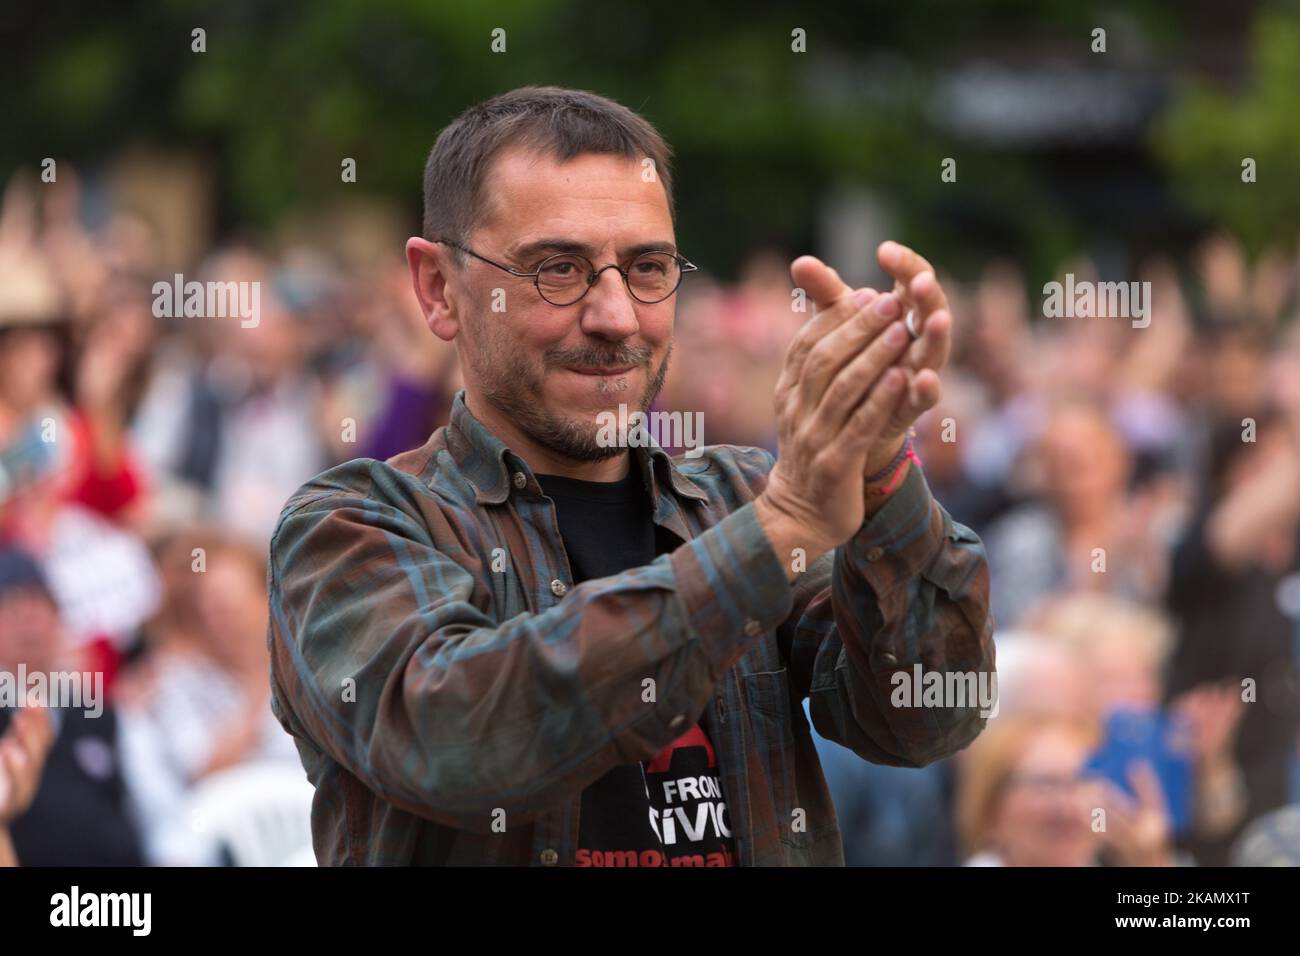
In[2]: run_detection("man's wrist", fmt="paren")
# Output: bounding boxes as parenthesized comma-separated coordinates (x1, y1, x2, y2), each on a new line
(753, 496, 832, 582)
(862, 459, 912, 515)
(863, 431, 908, 481)
(862, 431, 919, 514)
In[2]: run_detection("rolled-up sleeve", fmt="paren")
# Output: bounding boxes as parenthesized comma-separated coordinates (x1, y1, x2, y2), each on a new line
(787, 463, 995, 767)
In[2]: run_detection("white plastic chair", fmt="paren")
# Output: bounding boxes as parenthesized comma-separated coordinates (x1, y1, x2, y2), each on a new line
(185, 761, 317, 866)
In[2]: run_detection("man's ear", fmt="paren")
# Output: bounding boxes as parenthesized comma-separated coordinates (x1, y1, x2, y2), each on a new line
(406, 237, 459, 341)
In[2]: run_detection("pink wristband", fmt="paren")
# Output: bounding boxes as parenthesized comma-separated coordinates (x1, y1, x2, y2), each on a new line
(867, 444, 922, 497)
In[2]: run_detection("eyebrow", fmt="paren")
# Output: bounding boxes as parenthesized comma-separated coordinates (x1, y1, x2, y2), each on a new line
(507, 238, 678, 267)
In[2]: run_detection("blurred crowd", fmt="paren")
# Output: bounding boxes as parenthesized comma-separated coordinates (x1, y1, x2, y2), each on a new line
(1, 164, 1299, 866)
(806, 237, 1300, 867)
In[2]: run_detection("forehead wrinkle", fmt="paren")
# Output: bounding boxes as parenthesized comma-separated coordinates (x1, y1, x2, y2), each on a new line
(479, 149, 670, 240)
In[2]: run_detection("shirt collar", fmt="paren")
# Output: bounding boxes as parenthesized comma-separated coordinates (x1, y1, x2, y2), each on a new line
(445, 390, 709, 507)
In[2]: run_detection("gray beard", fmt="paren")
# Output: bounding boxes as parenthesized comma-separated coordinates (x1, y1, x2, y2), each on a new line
(477, 343, 672, 464)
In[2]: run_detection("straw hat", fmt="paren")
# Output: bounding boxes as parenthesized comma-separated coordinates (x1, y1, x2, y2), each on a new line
(0, 250, 66, 329)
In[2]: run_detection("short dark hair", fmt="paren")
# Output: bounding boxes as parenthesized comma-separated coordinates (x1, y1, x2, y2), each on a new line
(421, 86, 675, 260)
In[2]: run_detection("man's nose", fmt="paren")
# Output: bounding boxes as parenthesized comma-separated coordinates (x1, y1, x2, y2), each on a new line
(578, 265, 640, 340)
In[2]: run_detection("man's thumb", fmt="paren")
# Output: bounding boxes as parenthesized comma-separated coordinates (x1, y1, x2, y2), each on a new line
(791, 255, 851, 311)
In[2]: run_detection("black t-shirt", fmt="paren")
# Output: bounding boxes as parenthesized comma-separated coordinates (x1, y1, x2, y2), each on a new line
(537, 467, 736, 867)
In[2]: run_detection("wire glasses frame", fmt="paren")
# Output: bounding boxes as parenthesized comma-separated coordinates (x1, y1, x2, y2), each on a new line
(436, 239, 698, 306)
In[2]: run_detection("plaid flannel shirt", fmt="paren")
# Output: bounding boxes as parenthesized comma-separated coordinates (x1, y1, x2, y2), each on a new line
(267, 390, 995, 865)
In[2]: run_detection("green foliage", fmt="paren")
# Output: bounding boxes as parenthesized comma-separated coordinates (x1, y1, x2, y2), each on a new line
(1154, 9, 1300, 253)
(2, 0, 1295, 278)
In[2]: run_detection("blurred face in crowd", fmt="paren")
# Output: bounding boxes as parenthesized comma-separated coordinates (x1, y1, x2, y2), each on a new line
(0, 328, 61, 417)
(415, 147, 676, 463)
(199, 250, 303, 388)
(1003, 642, 1092, 719)
(194, 554, 270, 675)
(224, 298, 301, 387)
(0, 588, 61, 676)
(95, 293, 156, 364)
(1052, 325, 1120, 398)
(987, 726, 1096, 867)
(1041, 406, 1129, 519)
(1207, 335, 1264, 414)
(1089, 632, 1162, 712)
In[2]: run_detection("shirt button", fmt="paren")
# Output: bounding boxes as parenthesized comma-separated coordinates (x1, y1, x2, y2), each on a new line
(669, 714, 687, 729)
(512, 472, 527, 490)
(550, 579, 568, 597)
(539, 848, 558, 865)
(743, 619, 763, 638)
(865, 546, 885, 562)
(881, 652, 898, 667)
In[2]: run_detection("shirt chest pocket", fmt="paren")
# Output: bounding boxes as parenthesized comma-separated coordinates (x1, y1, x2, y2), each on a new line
(743, 669, 796, 749)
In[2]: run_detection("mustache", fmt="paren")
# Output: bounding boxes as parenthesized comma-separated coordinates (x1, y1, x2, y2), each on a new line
(544, 343, 653, 370)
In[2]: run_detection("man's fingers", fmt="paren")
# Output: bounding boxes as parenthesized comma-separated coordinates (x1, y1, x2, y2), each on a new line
(908, 270, 949, 322)
(878, 241, 935, 288)
(812, 319, 913, 433)
(902, 308, 952, 372)
(777, 287, 882, 401)
(838, 367, 909, 452)
(795, 291, 903, 413)
(904, 367, 944, 417)
(791, 254, 853, 312)
(895, 268, 948, 357)
(781, 248, 954, 437)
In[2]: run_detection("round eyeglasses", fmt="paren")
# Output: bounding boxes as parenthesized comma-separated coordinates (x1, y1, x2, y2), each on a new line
(437, 240, 698, 306)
